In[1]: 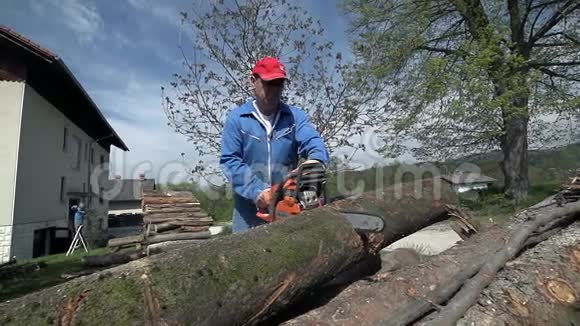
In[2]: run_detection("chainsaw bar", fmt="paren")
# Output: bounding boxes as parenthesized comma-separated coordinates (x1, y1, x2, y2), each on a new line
(339, 212, 385, 233)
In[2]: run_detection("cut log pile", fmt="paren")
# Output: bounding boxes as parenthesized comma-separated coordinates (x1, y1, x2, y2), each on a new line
(2, 179, 580, 325)
(559, 171, 580, 203)
(99, 191, 213, 266)
(142, 195, 213, 247)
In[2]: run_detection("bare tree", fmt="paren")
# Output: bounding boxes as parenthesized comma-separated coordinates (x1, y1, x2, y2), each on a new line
(163, 0, 383, 182)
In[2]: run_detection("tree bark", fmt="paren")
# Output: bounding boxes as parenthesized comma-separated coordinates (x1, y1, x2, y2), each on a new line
(107, 235, 144, 248)
(144, 211, 210, 220)
(283, 203, 580, 326)
(144, 207, 202, 214)
(146, 222, 181, 235)
(141, 231, 212, 245)
(282, 226, 510, 326)
(143, 216, 213, 224)
(82, 248, 163, 267)
(142, 197, 195, 205)
(144, 203, 200, 209)
(500, 111, 529, 203)
(0, 179, 457, 326)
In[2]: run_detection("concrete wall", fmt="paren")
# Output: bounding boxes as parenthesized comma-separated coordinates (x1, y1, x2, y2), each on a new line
(0, 80, 24, 262)
(109, 200, 142, 212)
(10, 85, 111, 259)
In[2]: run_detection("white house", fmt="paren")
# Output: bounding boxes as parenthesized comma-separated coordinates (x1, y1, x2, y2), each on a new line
(440, 173, 497, 193)
(0, 26, 129, 262)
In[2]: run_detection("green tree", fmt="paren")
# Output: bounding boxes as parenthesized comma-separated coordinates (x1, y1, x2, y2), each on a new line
(163, 0, 383, 182)
(344, 0, 580, 202)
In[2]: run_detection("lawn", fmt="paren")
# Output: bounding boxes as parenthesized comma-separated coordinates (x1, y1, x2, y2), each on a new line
(459, 182, 562, 225)
(0, 247, 111, 302)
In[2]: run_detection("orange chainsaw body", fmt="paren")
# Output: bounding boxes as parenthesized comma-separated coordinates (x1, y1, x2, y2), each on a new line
(256, 162, 326, 223)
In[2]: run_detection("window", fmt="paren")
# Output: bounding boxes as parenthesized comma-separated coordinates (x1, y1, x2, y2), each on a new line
(62, 127, 68, 152)
(83, 183, 86, 192)
(84, 143, 88, 162)
(99, 187, 104, 204)
(71, 136, 82, 169)
(60, 177, 66, 202)
(100, 155, 105, 165)
(90, 148, 95, 164)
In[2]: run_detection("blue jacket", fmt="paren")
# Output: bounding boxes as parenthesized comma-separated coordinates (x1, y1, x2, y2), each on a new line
(72, 206, 86, 224)
(220, 99, 329, 232)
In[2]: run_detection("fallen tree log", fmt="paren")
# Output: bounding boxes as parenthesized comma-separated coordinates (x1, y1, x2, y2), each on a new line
(443, 222, 580, 326)
(143, 216, 213, 224)
(0, 179, 457, 326)
(143, 211, 210, 219)
(146, 222, 181, 235)
(424, 200, 580, 326)
(142, 197, 195, 205)
(82, 248, 163, 267)
(107, 234, 143, 248)
(144, 203, 200, 209)
(0, 261, 45, 279)
(283, 201, 580, 326)
(141, 231, 212, 245)
(179, 226, 210, 233)
(144, 207, 202, 214)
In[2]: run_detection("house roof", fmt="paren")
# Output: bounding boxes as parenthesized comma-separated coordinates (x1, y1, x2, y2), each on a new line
(0, 25, 128, 151)
(440, 173, 497, 185)
(107, 179, 156, 201)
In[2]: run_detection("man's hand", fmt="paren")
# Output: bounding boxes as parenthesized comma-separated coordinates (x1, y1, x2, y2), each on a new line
(256, 188, 272, 210)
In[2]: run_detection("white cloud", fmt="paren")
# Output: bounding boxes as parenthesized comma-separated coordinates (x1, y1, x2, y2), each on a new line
(126, 0, 181, 27)
(29, 0, 104, 44)
(86, 68, 205, 183)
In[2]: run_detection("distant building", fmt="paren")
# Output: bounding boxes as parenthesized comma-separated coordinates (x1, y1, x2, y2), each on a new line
(0, 25, 128, 262)
(440, 173, 497, 193)
(107, 175, 156, 218)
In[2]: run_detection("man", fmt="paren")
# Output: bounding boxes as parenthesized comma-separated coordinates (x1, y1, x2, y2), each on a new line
(72, 203, 86, 232)
(220, 56, 329, 233)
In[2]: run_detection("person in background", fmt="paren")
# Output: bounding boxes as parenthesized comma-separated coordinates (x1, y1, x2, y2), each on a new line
(71, 203, 86, 232)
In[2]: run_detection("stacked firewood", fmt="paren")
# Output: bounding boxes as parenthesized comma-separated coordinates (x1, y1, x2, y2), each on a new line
(106, 191, 213, 252)
(559, 172, 580, 203)
(141, 192, 213, 245)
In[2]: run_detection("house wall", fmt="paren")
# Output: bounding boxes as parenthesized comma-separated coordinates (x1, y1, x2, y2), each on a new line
(0, 80, 24, 263)
(109, 200, 142, 212)
(11, 85, 111, 259)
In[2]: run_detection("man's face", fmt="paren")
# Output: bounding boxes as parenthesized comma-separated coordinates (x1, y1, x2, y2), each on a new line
(252, 75, 285, 108)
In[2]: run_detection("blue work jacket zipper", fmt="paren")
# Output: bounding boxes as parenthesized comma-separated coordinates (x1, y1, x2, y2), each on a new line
(251, 103, 281, 185)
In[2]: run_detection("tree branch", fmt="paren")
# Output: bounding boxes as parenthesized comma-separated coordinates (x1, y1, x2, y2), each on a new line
(537, 67, 580, 82)
(529, 1, 580, 44)
(449, 0, 491, 42)
(533, 42, 573, 47)
(530, 0, 568, 11)
(563, 33, 580, 44)
(529, 60, 580, 67)
(417, 45, 466, 57)
(508, 0, 525, 46)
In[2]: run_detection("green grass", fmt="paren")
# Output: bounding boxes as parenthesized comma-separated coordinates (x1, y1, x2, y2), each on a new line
(0, 247, 111, 302)
(459, 182, 561, 225)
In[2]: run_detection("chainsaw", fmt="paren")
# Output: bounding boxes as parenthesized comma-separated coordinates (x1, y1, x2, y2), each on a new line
(256, 161, 385, 233)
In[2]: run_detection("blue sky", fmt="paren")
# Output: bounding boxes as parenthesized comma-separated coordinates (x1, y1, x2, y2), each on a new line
(0, 0, 386, 184)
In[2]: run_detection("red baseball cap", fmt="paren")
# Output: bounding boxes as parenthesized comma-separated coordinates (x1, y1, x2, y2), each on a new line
(252, 57, 287, 81)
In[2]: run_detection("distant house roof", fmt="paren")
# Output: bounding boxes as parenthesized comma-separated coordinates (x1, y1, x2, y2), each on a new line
(0, 25, 128, 151)
(107, 179, 156, 201)
(440, 173, 497, 185)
